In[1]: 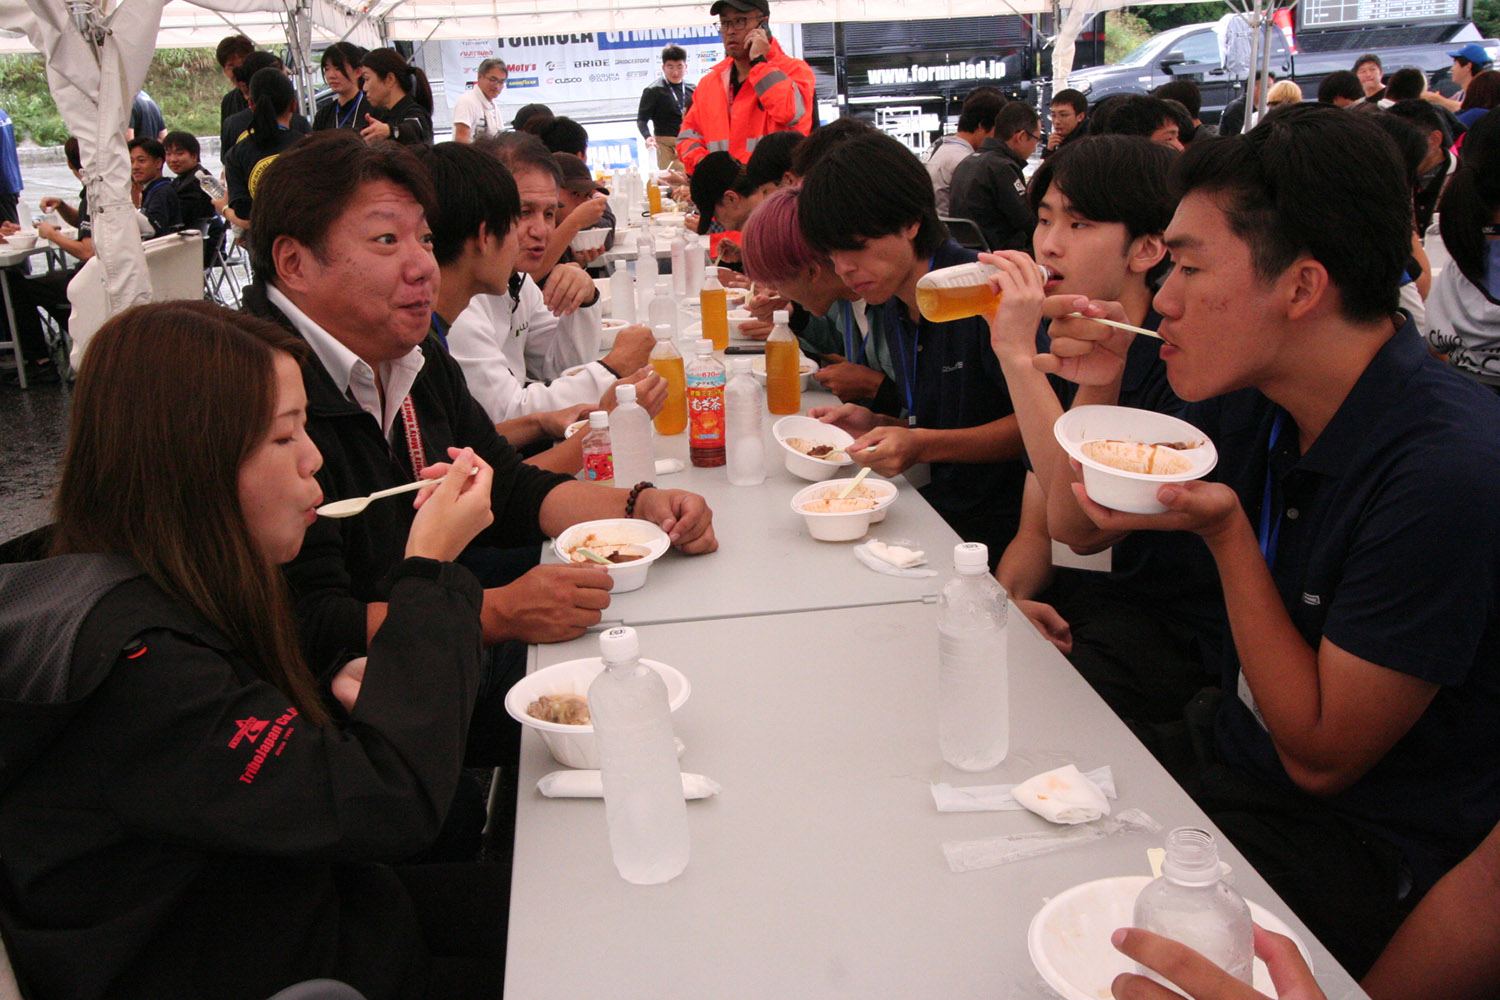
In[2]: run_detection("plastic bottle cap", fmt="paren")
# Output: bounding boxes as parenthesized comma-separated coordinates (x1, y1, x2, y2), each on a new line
(704, 265, 716, 279)
(695, 338, 714, 355)
(653, 324, 673, 340)
(599, 625, 639, 665)
(588, 410, 609, 428)
(617, 384, 637, 404)
(655, 276, 671, 291)
(953, 542, 989, 574)
(729, 357, 751, 373)
(773, 310, 790, 324)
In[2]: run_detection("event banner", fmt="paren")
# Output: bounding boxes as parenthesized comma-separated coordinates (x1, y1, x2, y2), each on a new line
(441, 29, 726, 115)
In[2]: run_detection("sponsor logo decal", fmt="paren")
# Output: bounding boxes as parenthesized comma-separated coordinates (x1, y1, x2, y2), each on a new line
(228, 716, 268, 749)
(233, 709, 299, 785)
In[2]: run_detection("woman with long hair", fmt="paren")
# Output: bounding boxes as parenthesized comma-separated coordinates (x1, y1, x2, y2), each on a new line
(313, 41, 369, 132)
(223, 66, 303, 228)
(1457, 70, 1500, 129)
(359, 47, 434, 146)
(0, 301, 506, 999)
(1425, 109, 1500, 387)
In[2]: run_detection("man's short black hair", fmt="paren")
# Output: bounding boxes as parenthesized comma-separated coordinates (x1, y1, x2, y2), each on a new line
(1172, 103, 1409, 324)
(235, 50, 283, 87)
(788, 116, 876, 178)
(1152, 79, 1202, 119)
(1369, 111, 1427, 191)
(957, 87, 1004, 132)
(1030, 135, 1178, 282)
(690, 151, 746, 234)
(1317, 69, 1364, 104)
(162, 131, 199, 158)
(478, 132, 563, 187)
(1085, 94, 1129, 135)
(662, 44, 687, 62)
(743, 131, 802, 189)
(510, 103, 552, 131)
(538, 116, 588, 156)
(1354, 52, 1383, 72)
(1384, 67, 1428, 102)
(64, 137, 81, 172)
(1387, 98, 1450, 144)
(128, 137, 165, 162)
(797, 130, 947, 258)
(1051, 88, 1088, 115)
(250, 131, 437, 283)
(417, 142, 522, 267)
(993, 100, 1040, 140)
(1096, 95, 1176, 138)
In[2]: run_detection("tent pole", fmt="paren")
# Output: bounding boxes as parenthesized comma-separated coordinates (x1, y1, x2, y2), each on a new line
(833, 19, 848, 118)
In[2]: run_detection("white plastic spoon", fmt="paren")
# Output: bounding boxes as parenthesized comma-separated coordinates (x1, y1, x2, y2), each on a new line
(316, 467, 477, 519)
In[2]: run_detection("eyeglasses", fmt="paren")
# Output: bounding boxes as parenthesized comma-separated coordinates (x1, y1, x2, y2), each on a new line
(716, 15, 764, 32)
(481, 75, 507, 87)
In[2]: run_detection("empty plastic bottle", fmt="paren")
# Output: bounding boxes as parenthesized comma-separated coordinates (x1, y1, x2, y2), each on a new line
(937, 542, 1009, 770)
(725, 357, 766, 485)
(1133, 827, 1254, 986)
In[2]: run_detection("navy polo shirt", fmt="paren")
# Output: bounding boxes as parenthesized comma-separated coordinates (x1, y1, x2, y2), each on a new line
(1039, 313, 1226, 645)
(1188, 317, 1500, 891)
(883, 240, 1025, 535)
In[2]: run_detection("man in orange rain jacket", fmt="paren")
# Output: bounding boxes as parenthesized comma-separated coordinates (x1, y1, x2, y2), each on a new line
(677, 0, 815, 174)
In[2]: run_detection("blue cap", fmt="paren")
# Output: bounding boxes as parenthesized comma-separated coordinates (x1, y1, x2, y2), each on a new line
(1448, 42, 1493, 67)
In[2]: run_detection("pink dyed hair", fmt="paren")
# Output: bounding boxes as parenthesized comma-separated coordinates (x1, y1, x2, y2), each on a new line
(741, 186, 829, 285)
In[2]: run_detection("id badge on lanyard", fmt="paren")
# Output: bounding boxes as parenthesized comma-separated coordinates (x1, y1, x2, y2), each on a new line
(1238, 412, 1287, 732)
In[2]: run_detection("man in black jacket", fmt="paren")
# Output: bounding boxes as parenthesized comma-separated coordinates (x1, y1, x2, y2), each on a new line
(947, 100, 1041, 252)
(243, 132, 717, 680)
(637, 44, 695, 170)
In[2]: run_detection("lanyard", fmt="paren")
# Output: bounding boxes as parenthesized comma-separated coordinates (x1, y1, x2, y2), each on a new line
(430, 312, 449, 350)
(840, 299, 869, 367)
(335, 93, 363, 130)
(892, 252, 942, 422)
(1257, 411, 1287, 567)
(667, 81, 686, 114)
(398, 393, 426, 480)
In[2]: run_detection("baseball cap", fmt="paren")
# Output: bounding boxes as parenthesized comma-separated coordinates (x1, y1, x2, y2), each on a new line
(690, 151, 745, 235)
(709, 0, 769, 16)
(1448, 42, 1494, 67)
(554, 152, 607, 195)
(511, 103, 553, 131)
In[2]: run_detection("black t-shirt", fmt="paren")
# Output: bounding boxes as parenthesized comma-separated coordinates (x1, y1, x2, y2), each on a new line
(221, 108, 311, 155)
(313, 92, 369, 132)
(374, 95, 433, 147)
(220, 87, 249, 126)
(224, 126, 302, 220)
(137, 176, 182, 237)
(1194, 319, 1500, 892)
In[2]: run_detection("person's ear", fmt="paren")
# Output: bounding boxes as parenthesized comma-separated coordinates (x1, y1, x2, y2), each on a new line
(272, 236, 319, 292)
(1283, 256, 1331, 322)
(1126, 233, 1167, 275)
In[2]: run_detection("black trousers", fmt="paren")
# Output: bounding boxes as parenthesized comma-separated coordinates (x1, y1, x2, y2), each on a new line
(1142, 689, 1411, 979)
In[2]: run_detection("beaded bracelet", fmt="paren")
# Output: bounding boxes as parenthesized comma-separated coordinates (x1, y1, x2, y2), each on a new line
(624, 481, 653, 519)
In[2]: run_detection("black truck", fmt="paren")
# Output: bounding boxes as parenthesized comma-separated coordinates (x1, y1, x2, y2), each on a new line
(1063, 3, 1499, 124)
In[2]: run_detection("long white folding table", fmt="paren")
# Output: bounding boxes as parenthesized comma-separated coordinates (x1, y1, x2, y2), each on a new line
(507, 602, 1368, 1000)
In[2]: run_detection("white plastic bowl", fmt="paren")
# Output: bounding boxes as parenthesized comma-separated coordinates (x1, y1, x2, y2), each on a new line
(599, 317, 630, 349)
(570, 228, 609, 253)
(751, 353, 818, 391)
(650, 211, 687, 228)
(790, 480, 888, 541)
(727, 309, 760, 338)
(1054, 405, 1218, 515)
(6, 232, 38, 249)
(505, 656, 691, 769)
(552, 518, 670, 593)
(796, 476, 897, 527)
(773, 415, 856, 481)
(1027, 875, 1311, 1000)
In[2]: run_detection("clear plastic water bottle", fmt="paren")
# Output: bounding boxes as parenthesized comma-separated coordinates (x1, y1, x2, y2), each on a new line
(588, 627, 690, 884)
(581, 410, 614, 487)
(610, 259, 636, 324)
(610, 383, 656, 490)
(937, 542, 1009, 770)
(670, 231, 689, 298)
(197, 171, 226, 200)
(635, 247, 657, 320)
(683, 234, 706, 288)
(1133, 828, 1254, 985)
(725, 357, 766, 486)
(648, 274, 678, 339)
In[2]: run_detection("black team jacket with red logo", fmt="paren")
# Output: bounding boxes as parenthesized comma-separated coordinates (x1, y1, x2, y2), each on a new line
(0, 553, 482, 1000)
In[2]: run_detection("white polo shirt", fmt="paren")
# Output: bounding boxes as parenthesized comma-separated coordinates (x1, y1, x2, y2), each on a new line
(451, 86, 504, 141)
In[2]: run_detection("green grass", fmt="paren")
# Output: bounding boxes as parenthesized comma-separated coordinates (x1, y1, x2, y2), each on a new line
(0, 47, 226, 146)
(1106, 9, 1156, 66)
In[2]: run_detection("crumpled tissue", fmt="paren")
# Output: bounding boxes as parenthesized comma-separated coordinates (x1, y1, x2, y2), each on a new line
(931, 765, 1116, 816)
(1010, 764, 1114, 824)
(854, 539, 938, 578)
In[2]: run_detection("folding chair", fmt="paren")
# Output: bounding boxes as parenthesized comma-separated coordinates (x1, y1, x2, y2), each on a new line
(940, 216, 991, 253)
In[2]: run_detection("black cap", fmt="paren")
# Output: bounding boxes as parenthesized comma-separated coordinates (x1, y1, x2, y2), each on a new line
(511, 103, 553, 131)
(690, 151, 744, 234)
(554, 151, 608, 195)
(709, 0, 769, 16)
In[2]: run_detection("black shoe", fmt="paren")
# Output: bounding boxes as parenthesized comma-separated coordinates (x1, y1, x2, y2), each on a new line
(2, 358, 61, 385)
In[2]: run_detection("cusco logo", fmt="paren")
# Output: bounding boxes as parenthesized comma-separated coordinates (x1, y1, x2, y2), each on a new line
(547, 76, 582, 84)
